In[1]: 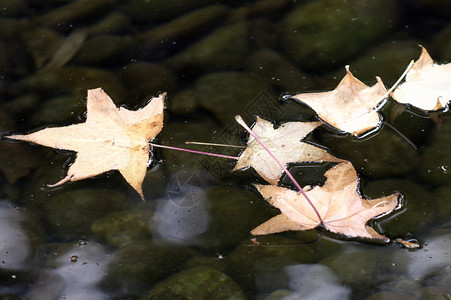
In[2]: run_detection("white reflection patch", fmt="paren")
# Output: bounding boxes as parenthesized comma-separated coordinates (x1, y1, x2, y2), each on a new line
(0, 201, 31, 271)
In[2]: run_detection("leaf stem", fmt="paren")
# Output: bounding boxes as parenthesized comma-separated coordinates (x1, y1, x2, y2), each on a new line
(235, 115, 323, 224)
(382, 60, 414, 103)
(150, 143, 239, 160)
(185, 141, 245, 148)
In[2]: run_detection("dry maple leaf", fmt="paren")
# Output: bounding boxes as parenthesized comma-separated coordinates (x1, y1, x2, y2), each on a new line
(233, 117, 340, 185)
(7, 88, 165, 200)
(251, 161, 399, 242)
(392, 46, 451, 111)
(292, 66, 387, 136)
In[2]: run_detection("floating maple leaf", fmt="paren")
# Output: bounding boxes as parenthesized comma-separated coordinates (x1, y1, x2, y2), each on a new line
(392, 46, 451, 111)
(292, 66, 387, 136)
(7, 88, 165, 200)
(251, 161, 400, 241)
(233, 117, 340, 185)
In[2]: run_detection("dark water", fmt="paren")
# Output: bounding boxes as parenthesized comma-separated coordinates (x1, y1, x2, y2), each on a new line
(0, 0, 450, 299)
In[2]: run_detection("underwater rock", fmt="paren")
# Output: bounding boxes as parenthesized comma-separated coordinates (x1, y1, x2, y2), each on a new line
(195, 71, 277, 125)
(13, 67, 125, 99)
(246, 48, 313, 93)
(0, 140, 51, 184)
(73, 35, 136, 66)
(321, 247, 405, 293)
(432, 185, 451, 220)
(363, 179, 433, 238)
(0, 0, 27, 17)
(120, 62, 177, 103)
(347, 40, 422, 84)
(197, 186, 271, 250)
(281, 0, 399, 71)
(103, 241, 192, 297)
(33, 0, 119, 29)
(226, 236, 317, 295)
(417, 115, 451, 186)
(168, 88, 199, 115)
(91, 209, 153, 249)
(432, 23, 451, 62)
(12, 67, 126, 126)
(157, 118, 222, 174)
(137, 5, 228, 60)
(166, 22, 250, 74)
(19, 28, 64, 69)
(317, 123, 418, 178)
(140, 266, 246, 300)
(88, 12, 131, 36)
(125, 0, 220, 24)
(43, 188, 130, 236)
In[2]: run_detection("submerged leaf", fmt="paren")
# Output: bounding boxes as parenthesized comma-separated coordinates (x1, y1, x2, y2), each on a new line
(252, 161, 400, 242)
(233, 117, 340, 185)
(7, 88, 165, 200)
(292, 66, 387, 135)
(392, 46, 451, 111)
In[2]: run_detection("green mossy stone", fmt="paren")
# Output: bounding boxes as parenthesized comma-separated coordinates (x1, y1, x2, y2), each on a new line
(138, 4, 228, 58)
(166, 22, 250, 74)
(347, 40, 422, 84)
(168, 88, 199, 115)
(0, 140, 51, 184)
(281, 0, 399, 71)
(246, 48, 314, 93)
(126, 0, 219, 23)
(33, 0, 120, 28)
(44, 188, 130, 236)
(431, 185, 451, 221)
(19, 28, 64, 69)
(432, 24, 451, 62)
(14, 66, 125, 100)
(103, 241, 192, 297)
(120, 62, 177, 103)
(321, 248, 405, 292)
(158, 118, 222, 175)
(417, 116, 451, 187)
(195, 71, 277, 126)
(363, 179, 433, 238)
(140, 266, 246, 300)
(195, 186, 272, 250)
(318, 124, 418, 178)
(226, 236, 317, 294)
(91, 209, 154, 248)
(73, 35, 136, 66)
(181, 256, 225, 272)
(0, 0, 27, 17)
(88, 12, 131, 36)
(365, 292, 416, 300)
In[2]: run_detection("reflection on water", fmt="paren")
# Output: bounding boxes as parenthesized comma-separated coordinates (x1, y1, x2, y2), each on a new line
(283, 264, 351, 300)
(24, 242, 111, 300)
(0, 201, 31, 271)
(151, 195, 210, 245)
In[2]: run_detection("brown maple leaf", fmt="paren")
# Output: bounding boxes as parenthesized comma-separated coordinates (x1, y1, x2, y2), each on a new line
(392, 46, 451, 111)
(233, 117, 340, 185)
(7, 88, 165, 200)
(251, 161, 400, 241)
(292, 66, 387, 136)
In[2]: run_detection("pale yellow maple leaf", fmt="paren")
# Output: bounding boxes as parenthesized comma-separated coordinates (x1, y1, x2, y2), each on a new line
(7, 88, 165, 200)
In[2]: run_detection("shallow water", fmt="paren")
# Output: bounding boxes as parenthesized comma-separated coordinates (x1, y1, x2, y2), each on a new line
(0, 1, 450, 299)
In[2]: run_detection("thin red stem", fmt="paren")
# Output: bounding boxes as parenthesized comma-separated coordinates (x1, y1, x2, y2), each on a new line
(150, 143, 239, 160)
(235, 115, 323, 224)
